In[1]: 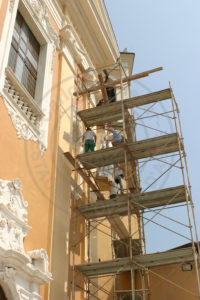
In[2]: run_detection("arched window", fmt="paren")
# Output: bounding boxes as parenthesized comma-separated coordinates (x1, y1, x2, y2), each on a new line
(0, 285, 7, 300)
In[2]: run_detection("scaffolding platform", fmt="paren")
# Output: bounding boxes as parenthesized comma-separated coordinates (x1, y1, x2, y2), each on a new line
(77, 185, 188, 219)
(75, 247, 193, 277)
(64, 152, 129, 239)
(78, 88, 171, 127)
(77, 133, 183, 170)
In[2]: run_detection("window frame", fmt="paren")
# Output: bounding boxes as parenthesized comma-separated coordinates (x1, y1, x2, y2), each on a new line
(0, 0, 59, 152)
(8, 11, 40, 98)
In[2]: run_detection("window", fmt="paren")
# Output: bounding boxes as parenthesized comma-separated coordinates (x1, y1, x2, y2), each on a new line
(8, 11, 40, 98)
(0, 0, 58, 150)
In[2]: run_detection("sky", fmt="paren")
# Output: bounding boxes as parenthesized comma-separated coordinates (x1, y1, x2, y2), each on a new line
(105, 0, 200, 253)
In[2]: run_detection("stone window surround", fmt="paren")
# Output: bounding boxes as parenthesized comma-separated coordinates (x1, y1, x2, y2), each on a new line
(0, 0, 59, 154)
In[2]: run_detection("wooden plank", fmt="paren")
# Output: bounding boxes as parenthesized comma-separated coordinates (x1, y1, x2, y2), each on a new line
(64, 152, 129, 239)
(98, 73, 108, 103)
(64, 152, 103, 200)
(78, 88, 171, 127)
(75, 247, 193, 276)
(124, 111, 138, 191)
(95, 176, 112, 191)
(74, 67, 163, 96)
(77, 185, 188, 219)
(77, 133, 182, 170)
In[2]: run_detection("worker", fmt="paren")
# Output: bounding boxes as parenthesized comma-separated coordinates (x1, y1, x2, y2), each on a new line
(96, 70, 116, 106)
(103, 69, 116, 103)
(109, 181, 118, 199)
(114, 166, 124, 194)
(112, 129, 123, 146)
(82, 127, 97, 153)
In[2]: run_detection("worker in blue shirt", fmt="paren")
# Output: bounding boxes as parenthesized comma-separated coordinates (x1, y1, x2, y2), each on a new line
(112, 129, 123, 146)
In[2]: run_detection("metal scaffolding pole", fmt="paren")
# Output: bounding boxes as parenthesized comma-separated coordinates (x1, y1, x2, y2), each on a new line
(68, 61, 200, 300)
(170, 84, 200, 298)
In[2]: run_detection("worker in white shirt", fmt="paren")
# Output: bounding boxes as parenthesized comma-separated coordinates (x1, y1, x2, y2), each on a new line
(82, 127, 97, 153)
(114, 166, 124, 194)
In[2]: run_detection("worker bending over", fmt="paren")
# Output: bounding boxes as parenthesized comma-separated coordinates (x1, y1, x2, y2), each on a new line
(114, 165, 124, 194)
(112, 129, 123, 146)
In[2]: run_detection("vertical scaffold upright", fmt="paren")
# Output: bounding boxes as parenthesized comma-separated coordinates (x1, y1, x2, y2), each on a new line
(65, 62, 200, 300)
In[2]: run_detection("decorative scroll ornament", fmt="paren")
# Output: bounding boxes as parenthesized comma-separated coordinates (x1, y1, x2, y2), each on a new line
(0, 178, 52, 299)
(28, 0, 60, 48)
(5, 102, 38, 142)
(28, 248, 51, 275)
(2, 90, 45, 155)
(60, 24, 87, 66)
(0, 178, 29, 253)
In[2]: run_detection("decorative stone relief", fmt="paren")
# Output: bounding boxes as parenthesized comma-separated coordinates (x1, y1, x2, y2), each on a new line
(0, 266, 16, 281)
(2, 70, 46, 155)
(9, 0, 15, 13)
(4, 100, 38, 141)
(26, 0, 60, 48)
(0, 178, 29, 253)
(28, 248, 51, 275)
(0, 178, 28, 224)
(0, 178, 52, 299)
(60, 23, 88, 67)
(3, 97, 46, 155)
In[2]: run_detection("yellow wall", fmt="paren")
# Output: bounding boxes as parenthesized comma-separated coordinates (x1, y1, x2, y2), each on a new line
(49, 56, 74, 299)
(0, 4, 61, 299)
(0, 56, 60, 300)
(149, 263, 199, 300)
(0, 0, 7, 39)
(49, 60, 87, 299)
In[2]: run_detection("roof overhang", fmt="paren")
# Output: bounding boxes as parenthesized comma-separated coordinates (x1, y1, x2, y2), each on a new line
(63, 0, 120, 69)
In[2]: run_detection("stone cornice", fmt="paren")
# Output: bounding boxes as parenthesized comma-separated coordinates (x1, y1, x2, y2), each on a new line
(46, 0, 63, 29)
(64, 0, 119, 69)
(0, 248, 52, 284)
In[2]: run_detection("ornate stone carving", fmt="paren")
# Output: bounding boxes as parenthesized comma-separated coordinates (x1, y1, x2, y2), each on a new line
(5, 102, 38, 142)
(0, 266, 16, 280)
(60, 24, 87, 66)
(27, 0, 60, 48)
(2, 90, 45, 155)
(28, 248, 50, 274)
(0, 179, 31, 253)
(0, 178, 52, 299)
(0, 178, 28, 223)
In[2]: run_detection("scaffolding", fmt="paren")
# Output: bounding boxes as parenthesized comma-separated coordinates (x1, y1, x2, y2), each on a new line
(65, 61, 200, 300)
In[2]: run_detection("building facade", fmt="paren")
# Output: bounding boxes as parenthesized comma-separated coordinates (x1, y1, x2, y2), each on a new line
(0, 1, 199, 300)
(0, 0, 120, 299)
